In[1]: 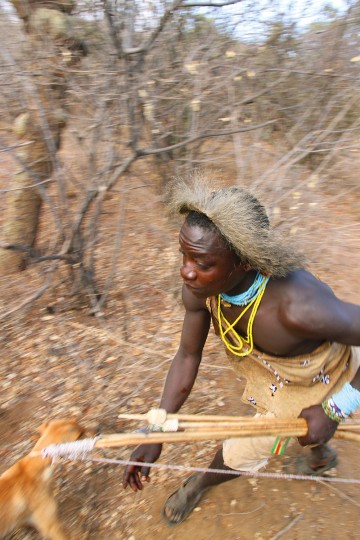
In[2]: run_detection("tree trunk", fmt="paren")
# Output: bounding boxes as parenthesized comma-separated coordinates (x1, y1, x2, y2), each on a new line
(0, 0, 80, 275)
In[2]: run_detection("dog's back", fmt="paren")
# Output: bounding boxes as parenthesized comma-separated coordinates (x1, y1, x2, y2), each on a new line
(0, 418, 85, 539)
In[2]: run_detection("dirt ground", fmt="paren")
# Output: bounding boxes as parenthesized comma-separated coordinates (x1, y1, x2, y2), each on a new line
(0, 152, 359, 539)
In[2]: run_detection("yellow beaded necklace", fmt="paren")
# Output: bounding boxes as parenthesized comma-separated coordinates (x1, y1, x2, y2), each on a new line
(217, 279, 268, 357)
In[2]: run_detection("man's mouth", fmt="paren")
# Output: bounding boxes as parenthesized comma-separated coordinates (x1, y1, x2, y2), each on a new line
(184, 282, 207, 295)
(184, 282, 197, 289)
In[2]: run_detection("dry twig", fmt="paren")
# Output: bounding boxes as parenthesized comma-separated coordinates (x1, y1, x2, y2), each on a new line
(269, 514, 303, 540)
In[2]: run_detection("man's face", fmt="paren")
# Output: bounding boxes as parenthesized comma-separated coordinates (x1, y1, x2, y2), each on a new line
(179, 222, 245, 298)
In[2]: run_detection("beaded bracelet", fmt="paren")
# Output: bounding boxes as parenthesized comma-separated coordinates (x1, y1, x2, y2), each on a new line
(330, 382, 360, 415)
(321, 398, 347, 423)
(322, 382, 360, 423)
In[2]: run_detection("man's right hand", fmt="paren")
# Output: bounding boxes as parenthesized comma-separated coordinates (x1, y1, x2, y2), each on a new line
(298, 404, 338, 446)
(123, 443, 163, 492)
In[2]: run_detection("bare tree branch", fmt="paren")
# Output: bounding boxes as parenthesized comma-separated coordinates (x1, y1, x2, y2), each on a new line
(139, 119, 280, 156)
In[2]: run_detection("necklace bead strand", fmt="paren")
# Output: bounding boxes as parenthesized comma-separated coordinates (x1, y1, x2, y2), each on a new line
(217, 277, 269, 357)
(220, 272, 269, 307)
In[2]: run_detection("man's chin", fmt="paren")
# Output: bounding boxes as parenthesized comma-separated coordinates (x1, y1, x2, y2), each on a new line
(185, 284, 211, 298)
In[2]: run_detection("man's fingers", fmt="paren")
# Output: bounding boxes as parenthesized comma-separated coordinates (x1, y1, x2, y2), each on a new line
(123, 464, 136, 488)
(123, 466, 144, 491)
(123, 468, 131, 489)
(140, 465, 150, 479)
(128, 473, 143, 492)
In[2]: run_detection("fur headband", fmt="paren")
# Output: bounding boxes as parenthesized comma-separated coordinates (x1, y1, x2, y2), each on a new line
(165, 170, 303, 277)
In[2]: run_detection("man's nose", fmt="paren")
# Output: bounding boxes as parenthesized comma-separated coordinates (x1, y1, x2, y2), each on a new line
(180, 263, 197, 280)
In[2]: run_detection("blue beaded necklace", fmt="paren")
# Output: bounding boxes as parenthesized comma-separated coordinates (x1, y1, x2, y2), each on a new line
(220, 272, 269, 306)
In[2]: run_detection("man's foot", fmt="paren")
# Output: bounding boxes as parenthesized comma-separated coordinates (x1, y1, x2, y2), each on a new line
(296, 444, 338, 476)
(161, 473, 208, 526)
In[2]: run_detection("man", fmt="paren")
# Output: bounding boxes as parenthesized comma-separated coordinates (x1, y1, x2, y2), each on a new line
(123, 171, 360, 526)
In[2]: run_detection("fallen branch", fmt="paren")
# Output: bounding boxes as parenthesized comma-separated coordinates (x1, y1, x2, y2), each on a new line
(318, 479, 360, 509)
(270, 514, 303, 540)
(0, 280, 50, 321)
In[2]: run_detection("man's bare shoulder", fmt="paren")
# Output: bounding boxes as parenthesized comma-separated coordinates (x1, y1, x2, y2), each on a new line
(277, 269, 334, 300)
(276, 269, 338, 333)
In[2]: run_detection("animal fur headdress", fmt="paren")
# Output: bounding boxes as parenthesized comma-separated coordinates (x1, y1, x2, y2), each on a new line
(165, 170, 304, 277)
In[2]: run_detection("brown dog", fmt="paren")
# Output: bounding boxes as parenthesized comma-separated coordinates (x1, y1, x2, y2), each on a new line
(0, 418, 85, 539)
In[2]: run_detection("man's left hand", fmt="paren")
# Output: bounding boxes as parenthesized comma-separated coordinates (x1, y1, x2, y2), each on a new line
(298, 404, 338, 446)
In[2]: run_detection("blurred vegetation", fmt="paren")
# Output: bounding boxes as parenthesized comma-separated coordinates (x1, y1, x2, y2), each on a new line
(0, 0, 359, 309)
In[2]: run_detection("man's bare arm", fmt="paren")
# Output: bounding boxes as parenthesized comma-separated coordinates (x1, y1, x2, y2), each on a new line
(281, 271, 360, 346)
(160, 286, 211, 412)
(276, 271, 360, 446)
(123, 285, 210, 491)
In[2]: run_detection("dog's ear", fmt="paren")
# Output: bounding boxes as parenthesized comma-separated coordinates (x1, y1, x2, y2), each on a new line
(38, 421, 49, 434)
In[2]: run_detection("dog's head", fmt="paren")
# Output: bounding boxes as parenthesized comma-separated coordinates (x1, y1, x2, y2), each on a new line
(33, 418, 86, 451)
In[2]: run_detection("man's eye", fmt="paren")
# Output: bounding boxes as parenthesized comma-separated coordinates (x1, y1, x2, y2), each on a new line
(196, 261, 210, 270)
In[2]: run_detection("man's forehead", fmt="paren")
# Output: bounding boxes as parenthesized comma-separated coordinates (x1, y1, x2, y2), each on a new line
(179, 222, 228, 252)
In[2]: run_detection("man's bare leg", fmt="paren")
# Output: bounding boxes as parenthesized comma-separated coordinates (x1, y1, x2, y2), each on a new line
(297, 443, 337, 475)
(308, 444, 337, 471)
(162, 448, 239, 525)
